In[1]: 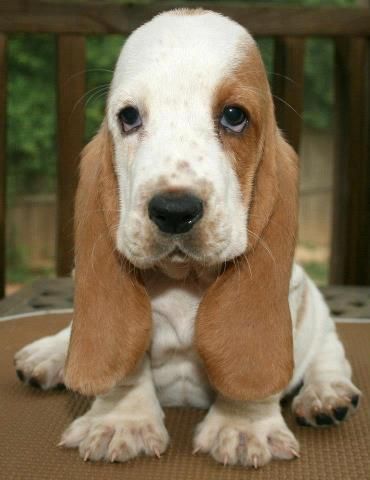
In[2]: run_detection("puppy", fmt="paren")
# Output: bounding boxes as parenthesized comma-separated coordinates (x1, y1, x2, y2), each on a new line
(14, 9, 361, 468)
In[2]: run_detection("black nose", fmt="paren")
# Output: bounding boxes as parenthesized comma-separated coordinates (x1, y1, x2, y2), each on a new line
(148, 193, 203, 234)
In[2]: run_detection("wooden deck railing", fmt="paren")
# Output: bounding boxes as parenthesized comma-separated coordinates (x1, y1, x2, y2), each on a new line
(0, 1, 369, 297)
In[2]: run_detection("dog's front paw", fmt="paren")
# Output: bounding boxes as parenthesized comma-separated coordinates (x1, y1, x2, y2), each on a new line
(14, 331, 68, 390)
(194, 411, 299, 468)
(292, 379, 361, 427)
(60, 412, 170, 462)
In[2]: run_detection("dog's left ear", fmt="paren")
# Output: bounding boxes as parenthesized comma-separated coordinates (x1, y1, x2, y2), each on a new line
(196, 127, 298, 401)
(64, 123, 152, 396)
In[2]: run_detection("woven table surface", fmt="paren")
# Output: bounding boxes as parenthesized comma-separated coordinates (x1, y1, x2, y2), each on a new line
(0, 313, 369, 480)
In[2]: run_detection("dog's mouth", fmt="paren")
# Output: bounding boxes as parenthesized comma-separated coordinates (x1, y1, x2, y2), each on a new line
(167, 247, 189, 263)
(156, 246, 192, 280)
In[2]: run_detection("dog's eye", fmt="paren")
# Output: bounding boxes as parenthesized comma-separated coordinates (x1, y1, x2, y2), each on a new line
(118, 106, 142, 132)
(220, 106, 249, 133)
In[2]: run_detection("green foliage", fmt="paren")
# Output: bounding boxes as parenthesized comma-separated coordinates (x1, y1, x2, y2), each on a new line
(7, 35, 56, 198)
(85, 35, 124, 139)
(6, 34, 124, 199)
(303, 39, 334, 130)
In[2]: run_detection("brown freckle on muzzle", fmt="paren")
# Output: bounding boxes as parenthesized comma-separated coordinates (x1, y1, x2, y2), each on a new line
(156, 175, 171, 190)
(177, 160, 190, 170)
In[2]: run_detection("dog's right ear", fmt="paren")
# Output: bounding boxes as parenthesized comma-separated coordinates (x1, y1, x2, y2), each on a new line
(64, 123, 152, 396)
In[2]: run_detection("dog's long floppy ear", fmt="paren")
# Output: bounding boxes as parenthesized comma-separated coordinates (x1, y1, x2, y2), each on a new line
(196, 125, 298, 401)
(64, 123, 152, 396)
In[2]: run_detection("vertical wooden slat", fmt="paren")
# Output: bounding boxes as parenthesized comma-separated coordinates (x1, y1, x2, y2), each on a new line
(57, 35, 85, 276)
(273, 37, 305, 153)
(0, 34, 7, 298)
(331, 37, 370, 285)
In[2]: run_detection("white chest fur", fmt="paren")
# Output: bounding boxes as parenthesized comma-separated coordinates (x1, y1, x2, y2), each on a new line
(142, 263, 317, 408)
(143, 268, 215, 408)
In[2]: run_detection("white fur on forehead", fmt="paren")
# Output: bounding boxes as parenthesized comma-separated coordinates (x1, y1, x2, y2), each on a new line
(109, 9, 253, 268)
(111, 10, 254, 92)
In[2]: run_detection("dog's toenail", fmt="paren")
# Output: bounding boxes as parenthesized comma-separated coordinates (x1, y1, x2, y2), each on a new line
(333, 406, 348, 421)
(315, 413, 333, 426)
(16, 369, 25, 382)
(351, 395, 359, 407)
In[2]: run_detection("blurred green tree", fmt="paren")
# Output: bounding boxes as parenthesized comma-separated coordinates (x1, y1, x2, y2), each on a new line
(7, 35, 56, 198)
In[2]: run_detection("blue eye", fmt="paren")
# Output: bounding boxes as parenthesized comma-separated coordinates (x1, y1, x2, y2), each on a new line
(118, 106, 142, 132)
(220, 106, 249, 133)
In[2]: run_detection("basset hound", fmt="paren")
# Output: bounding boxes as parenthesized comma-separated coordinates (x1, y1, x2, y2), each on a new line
(14, 9, 361, 468)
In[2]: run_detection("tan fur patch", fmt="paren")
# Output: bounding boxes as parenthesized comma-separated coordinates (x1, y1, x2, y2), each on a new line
(196, 40, 299, 401)
(212, 41, 269, 212)
(64, 124, 152, 396)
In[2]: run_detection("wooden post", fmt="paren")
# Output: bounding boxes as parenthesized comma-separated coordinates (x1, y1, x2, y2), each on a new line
(273, 37, 305, 153)
(0, 34, 7, 298)
(0, 4, 370, 36)
(331, 37, 370, 285)
(56, 35, 86, 277)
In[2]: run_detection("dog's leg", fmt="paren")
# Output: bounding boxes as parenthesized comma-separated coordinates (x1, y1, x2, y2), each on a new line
(193, 394, 299, 468)
(14, 326, 70, 390)
(60, 356, 169, 462)
(292, 327, 361, 427)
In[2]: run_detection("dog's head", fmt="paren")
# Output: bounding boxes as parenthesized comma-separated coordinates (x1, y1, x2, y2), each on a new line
(64, 10, 298, 400)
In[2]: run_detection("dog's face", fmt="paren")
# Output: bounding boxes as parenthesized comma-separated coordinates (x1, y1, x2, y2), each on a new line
(107, 10, 271, 269)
